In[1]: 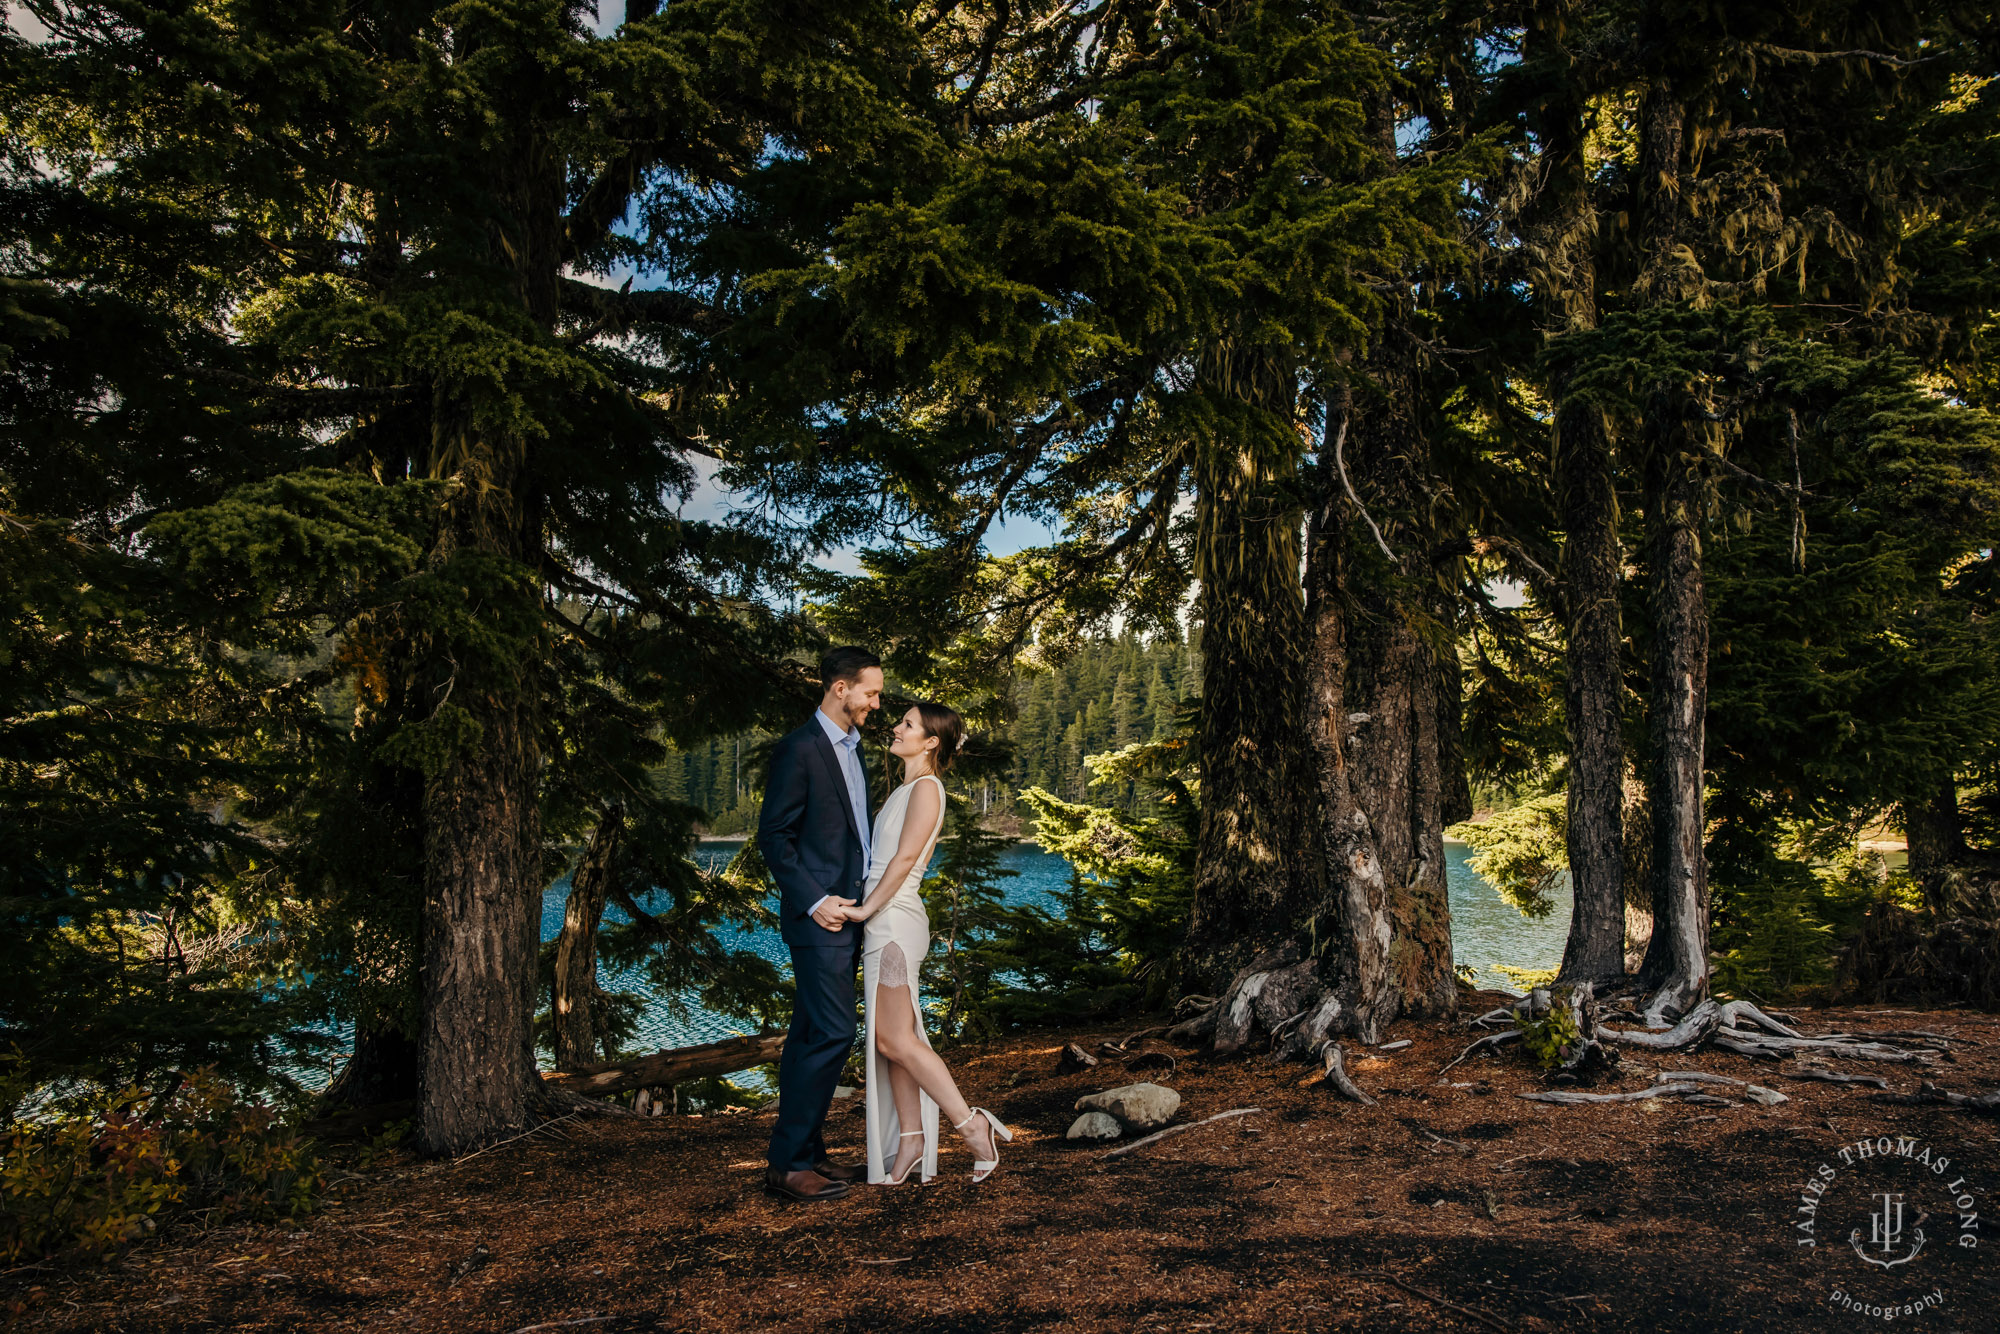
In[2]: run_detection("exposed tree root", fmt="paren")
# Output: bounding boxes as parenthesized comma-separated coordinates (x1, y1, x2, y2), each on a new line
(1056, 1043, 1100, 1074)
(1099, 1107, 1264, 1159)
(1519, 1081, 1702, 1106)
(1711, 1032, 1937, 1064)
(1438, 1029, 1521, 1076)
(1599, 999, 1725, 1050)
(1867, 1081, 2000, 1115)
(1781, 1065, 1889, 1090)
(1317, 1041, 1375, 1105)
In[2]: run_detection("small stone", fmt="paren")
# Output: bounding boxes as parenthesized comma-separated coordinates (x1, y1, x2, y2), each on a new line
(1074, 1081, 1182, 1132)
(1745, 1085, 1789, 1106)
(1066, 1111, 1123, 1140)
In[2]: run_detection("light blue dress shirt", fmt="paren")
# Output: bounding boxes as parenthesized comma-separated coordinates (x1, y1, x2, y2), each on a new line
(811, 708, 870, 918)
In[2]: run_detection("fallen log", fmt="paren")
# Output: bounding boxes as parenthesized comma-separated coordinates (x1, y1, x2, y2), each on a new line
(541, 1033, 786, 1099)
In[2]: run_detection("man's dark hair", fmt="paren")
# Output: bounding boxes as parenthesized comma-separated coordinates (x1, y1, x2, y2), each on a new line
(819, 646, 881, 691)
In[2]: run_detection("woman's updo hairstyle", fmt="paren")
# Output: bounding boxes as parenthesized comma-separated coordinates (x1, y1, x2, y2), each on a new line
(913, 700, 966, 776)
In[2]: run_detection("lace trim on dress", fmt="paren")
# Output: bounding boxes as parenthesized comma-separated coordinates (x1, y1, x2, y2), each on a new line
(878, 941, 910, 989)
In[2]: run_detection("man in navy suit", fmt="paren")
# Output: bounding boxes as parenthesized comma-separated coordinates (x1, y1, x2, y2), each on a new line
(758, 646, 883, 1202)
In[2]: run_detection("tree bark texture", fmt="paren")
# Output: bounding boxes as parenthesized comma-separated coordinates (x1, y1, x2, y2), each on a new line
(1635, 431, 1711, 1019)
(1303, 396, 1398, 1045)
(415, 129, 562, 1157)
(1335, 335, 1457, 1021)
(1629, 79, 1711, 1020)
(418, 662, 544, 1154)
(1180, 339, 1323, 993)
(1524, 6, 1628, 989)
(1904, 778, 1967, 876)
(1556, 395, 1628, 985)
(553, 805, 623, 1072)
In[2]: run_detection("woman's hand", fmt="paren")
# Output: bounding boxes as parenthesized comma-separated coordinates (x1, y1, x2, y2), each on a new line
(839, 901, 871, 923)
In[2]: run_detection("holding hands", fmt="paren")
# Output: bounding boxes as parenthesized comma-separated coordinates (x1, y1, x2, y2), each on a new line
(810, 896, 856, 931)
(809, 895, 874, 932)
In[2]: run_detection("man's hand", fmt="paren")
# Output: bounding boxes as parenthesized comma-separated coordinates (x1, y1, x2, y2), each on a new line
(811, 896, 856, 932)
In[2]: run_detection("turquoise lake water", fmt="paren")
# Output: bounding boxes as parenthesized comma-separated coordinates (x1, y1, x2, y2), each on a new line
(550, 839, 1571, 1058)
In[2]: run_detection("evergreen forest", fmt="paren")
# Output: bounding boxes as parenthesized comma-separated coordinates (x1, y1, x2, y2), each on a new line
(6, 2, 2000, 1261)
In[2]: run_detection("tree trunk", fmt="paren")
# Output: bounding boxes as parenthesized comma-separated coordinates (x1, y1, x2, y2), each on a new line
(1523, 5, 1627, 989)
(1904, 778, 1966, 876)
(1180, 339, 1322, 993)
(414, 127, 565, 1156)
(1302, 386, 1398, 1044)
(1556, 394, 1627, 985)
(1628, 79, 1711, 1021)
(1337, 336, 1457, 1021)
(553, 806, 623, 1072)
(418, 658, 544, 1154)
(1634, 423, 1711, 1018)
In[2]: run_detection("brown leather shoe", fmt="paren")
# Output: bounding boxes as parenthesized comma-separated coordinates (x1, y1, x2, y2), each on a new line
(764, 1167, 849, 1203)
(815, 1159, 866, 1183)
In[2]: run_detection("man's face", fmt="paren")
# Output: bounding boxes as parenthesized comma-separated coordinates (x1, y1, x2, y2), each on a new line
(832, 666, 883, 729)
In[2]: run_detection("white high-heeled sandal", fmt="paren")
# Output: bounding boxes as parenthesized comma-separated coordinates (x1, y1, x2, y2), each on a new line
(883, 1130, 926, 1186)
(953, 1107, 1012, 1182)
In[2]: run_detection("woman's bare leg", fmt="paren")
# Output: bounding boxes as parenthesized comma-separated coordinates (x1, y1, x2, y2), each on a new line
(872, 977, 998, 1163)
(884, 1044, 925, 1179)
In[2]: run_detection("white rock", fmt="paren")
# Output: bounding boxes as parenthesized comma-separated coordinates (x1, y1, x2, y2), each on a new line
(1066, 1111, 1123, 1140)
(1074, 1081, 1182, 1132)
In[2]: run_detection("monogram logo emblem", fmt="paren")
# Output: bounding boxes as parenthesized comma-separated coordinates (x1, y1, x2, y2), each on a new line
(1787, 1133, 1983, 1322)
(1851, 1191, 1926, 1269)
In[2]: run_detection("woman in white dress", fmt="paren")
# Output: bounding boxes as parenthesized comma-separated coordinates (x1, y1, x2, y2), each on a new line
(835, 701, 1011, 1186)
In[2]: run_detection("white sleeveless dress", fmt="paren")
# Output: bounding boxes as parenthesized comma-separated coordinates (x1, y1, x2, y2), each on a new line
(861, 773, 947, 1184)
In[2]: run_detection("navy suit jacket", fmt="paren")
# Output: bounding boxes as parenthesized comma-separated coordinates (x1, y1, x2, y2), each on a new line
(758, 717, 872, 947)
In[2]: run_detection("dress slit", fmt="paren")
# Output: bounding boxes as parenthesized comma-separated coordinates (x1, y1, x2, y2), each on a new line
(860, 775, 947, 1184)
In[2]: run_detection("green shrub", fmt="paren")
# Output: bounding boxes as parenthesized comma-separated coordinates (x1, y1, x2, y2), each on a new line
(1514, 998, 1582, 1071)
(0, 1069, 321, 1262)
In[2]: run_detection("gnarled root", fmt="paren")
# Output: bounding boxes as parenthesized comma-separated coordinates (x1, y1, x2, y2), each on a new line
(1317, 1040, 1376, 1105)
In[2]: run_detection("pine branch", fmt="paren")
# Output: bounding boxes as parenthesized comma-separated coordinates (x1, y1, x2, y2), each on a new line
(1748, 44, 1940, 70)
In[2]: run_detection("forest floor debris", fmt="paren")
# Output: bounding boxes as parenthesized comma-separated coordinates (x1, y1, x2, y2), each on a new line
(10, 993, 2000, 1333)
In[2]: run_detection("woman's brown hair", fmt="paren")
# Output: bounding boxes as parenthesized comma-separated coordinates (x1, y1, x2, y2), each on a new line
(913, 700, 966, 776)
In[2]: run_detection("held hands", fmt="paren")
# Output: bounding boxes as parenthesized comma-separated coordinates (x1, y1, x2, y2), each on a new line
(810, 896, 855, 932)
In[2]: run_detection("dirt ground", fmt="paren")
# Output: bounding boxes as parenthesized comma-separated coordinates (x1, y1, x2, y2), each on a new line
(12, 993, 2000, 1333)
